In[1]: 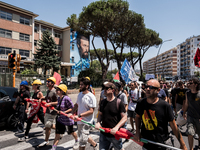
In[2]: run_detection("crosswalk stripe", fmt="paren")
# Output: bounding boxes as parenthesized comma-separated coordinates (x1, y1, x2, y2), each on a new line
(0, 126, 43, 143)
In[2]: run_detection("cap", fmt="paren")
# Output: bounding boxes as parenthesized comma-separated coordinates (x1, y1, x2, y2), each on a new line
(103, 82, 116, 89)
(114, 82, 121, 91)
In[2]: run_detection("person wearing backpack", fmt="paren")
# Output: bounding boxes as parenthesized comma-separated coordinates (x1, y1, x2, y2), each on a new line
(95, 82, 127, 150)
(128, 81, 141, 133)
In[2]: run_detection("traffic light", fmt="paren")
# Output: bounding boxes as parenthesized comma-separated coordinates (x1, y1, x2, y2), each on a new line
(16, 54, 26, 73)
(17, 54, 21, 73)
(8, 51, 16, 69)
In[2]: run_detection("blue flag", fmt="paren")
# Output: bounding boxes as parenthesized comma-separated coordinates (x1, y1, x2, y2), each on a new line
(120, 59, 139, 84)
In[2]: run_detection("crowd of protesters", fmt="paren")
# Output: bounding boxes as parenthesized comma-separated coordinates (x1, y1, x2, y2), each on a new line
(13, 76, 200, 150)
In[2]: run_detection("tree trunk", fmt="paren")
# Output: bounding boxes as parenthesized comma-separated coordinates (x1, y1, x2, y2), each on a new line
(101, 64, 108, 81)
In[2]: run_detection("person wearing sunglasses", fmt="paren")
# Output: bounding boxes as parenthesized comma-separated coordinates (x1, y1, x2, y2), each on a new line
(95, 81, 127, 150)
(183, 78, 200, 150)
(38, 77, 58, 147)
(134, 79, 187, 150)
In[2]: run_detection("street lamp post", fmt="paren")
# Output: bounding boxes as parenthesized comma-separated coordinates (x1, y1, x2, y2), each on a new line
(154, 39, 172, 78)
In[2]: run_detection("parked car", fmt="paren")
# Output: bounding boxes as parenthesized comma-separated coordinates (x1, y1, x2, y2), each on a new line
(0, 86, 18, 128)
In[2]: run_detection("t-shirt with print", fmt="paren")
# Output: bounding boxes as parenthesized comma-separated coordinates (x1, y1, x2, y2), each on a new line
(76, 91, 96, 124)
(100, 98, 126, 137)
(45, 88, 57, 115)
(176, 88, 187, 105)
(128, 89, 141, 111)
(135, 98, 174, 149)
(19, 90, 30, 106)
(57, 95, 74, 126)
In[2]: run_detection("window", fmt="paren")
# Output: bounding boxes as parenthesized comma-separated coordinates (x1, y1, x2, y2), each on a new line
(34, 40, 37, 46)
(72, 57, 74, 63)
(20, 33, 29, 42)
(72, 44, 74, 50)
(72, 69, 74, 75)
(57, 45, 61, 51)
(0, 11, 12, 21)
(34, 26, 39, 33)
(19, 49, 29, 57)
(0, 28, 12, 38)
(198, 38, 200, 41)
(20, 16, 30, 25)
(55, 32, 61, 38)
(41, 27, 51, 33)
(0, 47, 12, 55)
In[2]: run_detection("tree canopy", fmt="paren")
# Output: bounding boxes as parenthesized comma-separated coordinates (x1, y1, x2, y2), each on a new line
(67, 0, 162, 80)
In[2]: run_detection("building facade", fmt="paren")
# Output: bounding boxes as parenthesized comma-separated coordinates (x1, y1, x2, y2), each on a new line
(177, 35, 200, 79)
(143, 47, 177, 79)
(0, 1, 86, 77)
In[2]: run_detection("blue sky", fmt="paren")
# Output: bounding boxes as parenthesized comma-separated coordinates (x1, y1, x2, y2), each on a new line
(2, 0, 200, 70)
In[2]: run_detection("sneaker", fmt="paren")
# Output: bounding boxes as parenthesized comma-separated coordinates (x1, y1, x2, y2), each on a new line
(37, 141, 49, 147)
(73, 141, 79, 150)
(124, 139, 129, 142)
(194, 134, 199, 140)
(93, 143, 99, 150)
(18, 136, 28, 142)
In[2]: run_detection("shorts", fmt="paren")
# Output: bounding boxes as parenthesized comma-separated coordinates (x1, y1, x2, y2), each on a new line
(99, 132, 123, 150)
(186, 115, 200, 136)
(77, 124, 91, 147)
(44, 113, 56, 128)
(56, 119, 74, 134)
(128, 110, 136, 118)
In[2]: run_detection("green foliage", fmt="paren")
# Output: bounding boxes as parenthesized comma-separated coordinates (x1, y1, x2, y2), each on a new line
(20, 68, 38, 75)
(78, 68, 102, 86)
(33, 30, 61, 75)
(90, 60, 102, 71)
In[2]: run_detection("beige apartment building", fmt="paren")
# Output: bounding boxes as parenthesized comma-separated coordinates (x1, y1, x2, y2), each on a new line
(0, 1, 73, 76)
(143, 47, 177, 79)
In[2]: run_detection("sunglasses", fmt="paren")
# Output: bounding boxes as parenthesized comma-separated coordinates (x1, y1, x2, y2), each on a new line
(145, 85, 159, 90)
(46, 81, 51, 83)
(189, 82, 193, 85)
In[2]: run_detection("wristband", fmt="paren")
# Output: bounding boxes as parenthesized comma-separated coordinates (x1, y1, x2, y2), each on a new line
(78, 114, 82, 118)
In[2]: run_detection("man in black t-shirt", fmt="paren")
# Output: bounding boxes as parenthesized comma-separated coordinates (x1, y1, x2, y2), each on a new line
(95, 82, 127, 150)
(183, 78, 200, 150)
(134, 79, 186, 150)
(175, 81, 187, 115)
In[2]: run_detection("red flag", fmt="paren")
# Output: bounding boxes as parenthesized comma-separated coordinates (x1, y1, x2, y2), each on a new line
(194, 48, 200, 67)
(53, 72, 61, 86)
(113, 72, 120, 82)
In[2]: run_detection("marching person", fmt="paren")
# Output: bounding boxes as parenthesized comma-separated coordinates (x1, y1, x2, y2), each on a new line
(183, 78, 200, 150)
(13, 80, 30, 133)
(38, 77, 58, 147)
(95, 82, 127, 150)
(158, 80, 167, 102)
(134, 79, 187, 150)
(51, 84, 79, 150)
(71, 77, 98, 150)
(18, 79, 44, 141)
(128, 81, 141, 133)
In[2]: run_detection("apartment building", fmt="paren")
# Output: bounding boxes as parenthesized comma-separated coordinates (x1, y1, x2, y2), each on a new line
(177, 35, 200, 79)
(0, 1, 75, 77)
(143, 47, 177, 79)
